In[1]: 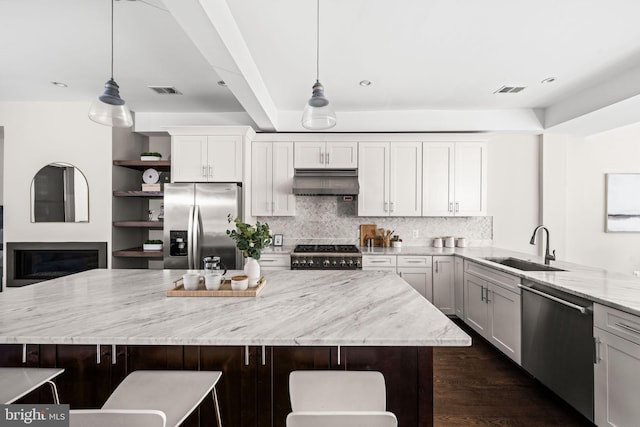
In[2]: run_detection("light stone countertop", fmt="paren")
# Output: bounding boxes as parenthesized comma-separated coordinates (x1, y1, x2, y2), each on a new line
(0, 269, 471, 347)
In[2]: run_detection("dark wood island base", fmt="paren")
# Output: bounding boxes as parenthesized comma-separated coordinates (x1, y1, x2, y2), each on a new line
(0, 344, 433, 427)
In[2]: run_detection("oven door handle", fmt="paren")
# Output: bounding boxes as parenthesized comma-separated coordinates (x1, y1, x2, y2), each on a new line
(518, 284, 591, 314)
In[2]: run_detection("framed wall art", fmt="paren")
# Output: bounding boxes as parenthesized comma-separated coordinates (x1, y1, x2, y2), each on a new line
(606, 173, 640, 232)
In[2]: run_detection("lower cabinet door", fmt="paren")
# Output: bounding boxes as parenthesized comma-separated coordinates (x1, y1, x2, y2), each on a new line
(595, 328, 640, 427)
(464, 274, 489, 335)
(398, 267, 433, 301)
(487, 284, 521, 364)
(433, 256, 455, 315)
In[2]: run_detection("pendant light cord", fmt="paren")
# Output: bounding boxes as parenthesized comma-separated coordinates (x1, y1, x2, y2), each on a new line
(316, 0, 320, 81)
(110, 0, 114, 79)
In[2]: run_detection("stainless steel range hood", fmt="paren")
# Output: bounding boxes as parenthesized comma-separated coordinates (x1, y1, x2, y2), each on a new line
(292, 169, 359, 196)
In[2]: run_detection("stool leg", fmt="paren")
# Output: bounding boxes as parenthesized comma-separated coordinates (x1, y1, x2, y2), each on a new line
(212, 387, 222, 427)
(46, 380, 60, 404)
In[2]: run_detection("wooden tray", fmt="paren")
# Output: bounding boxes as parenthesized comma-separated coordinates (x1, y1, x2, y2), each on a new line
(360, 224, 380, 246)
(166, 277, 266, 297)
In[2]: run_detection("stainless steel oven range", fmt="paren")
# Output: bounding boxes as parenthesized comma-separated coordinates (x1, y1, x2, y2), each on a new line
(290, 244, 362, 270)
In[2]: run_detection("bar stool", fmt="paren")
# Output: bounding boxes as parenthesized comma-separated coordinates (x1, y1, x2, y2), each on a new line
(70, 370, 223, 427)
(286, 370, 398, 427)
(0, 367, 64, 404)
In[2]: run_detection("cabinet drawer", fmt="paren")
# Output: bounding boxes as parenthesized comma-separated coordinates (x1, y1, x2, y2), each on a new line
(464, 260, 521, 293)
(595, 303, 640, 346)
(397, 256, 432, 268)
(259, 254, 291, 268)
(362, 255, 397, 268)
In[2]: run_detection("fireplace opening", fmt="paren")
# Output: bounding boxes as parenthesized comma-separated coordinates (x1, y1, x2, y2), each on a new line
(6, 242, 107, 287)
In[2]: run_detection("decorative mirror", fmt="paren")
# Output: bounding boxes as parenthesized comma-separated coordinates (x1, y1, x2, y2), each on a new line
(30, 163, 89, 222)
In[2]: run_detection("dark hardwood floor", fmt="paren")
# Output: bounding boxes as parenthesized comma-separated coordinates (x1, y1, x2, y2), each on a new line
(433, 320, 595, 427)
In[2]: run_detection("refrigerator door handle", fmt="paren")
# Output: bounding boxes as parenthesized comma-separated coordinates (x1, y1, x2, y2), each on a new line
(193, 205, 201, 269)
(187, 205, 195, 269)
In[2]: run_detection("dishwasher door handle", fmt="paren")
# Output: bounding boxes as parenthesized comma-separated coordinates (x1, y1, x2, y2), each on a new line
(518, 284, 591, 314)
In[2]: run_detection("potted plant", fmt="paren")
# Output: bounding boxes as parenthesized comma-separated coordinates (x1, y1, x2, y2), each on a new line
(391, 235, 402, 248)
(226, 215, 271, 286)
(143, 239, 163, 251)
(140, 151, 162, 161)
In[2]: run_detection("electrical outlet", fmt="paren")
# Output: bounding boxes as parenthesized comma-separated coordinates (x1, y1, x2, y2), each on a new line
(412, 229, 419, 239)
(634, 271, 640, 277)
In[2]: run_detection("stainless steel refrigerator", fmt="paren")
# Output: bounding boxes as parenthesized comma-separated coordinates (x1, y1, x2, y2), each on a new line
(163, 183, 242, 270)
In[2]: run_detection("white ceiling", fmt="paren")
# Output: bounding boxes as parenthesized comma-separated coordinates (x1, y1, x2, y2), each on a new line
(2, 0, 640, 134)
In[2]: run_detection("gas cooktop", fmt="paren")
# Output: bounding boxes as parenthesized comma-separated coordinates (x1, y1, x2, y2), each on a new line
(293, 244, 360, 253)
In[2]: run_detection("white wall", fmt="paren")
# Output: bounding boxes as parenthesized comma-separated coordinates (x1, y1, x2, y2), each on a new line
(487, 133, 540, 255)
(0, 102, 112, 250)
(564, 123, 640, 274)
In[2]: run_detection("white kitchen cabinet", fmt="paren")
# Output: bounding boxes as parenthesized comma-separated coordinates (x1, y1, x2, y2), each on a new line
(258, 253, 291, 271)
(294, 141, 357, 169)
(361, 254, 397, 272)
(251, 142, 295, 216)
(463, 261, 521, 364)
(594, 304, 640, 427)
(422, 141, 486, 216)
(454, 256, 464, 318)
(172, 135, 243, 182)
(358, 142, 422, 217)
(397, 256, 433, 300)
(433, 256, 455, 315)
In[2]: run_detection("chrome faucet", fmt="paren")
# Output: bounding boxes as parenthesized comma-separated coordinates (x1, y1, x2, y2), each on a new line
(530, 225, 556, 265)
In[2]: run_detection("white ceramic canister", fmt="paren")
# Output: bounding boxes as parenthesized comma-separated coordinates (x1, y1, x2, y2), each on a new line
(456, 237, 467, 248)
(433, 237, 443, 248)
(444, 236, 455, 248)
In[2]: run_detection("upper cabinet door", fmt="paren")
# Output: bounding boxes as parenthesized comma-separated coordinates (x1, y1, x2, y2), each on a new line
(325, 142, 358, 168)
(294, 142, 325, 168)
(272, 142, 295, 216)
(389, 142, 422, 216)
(422, 143, 454, 216)
(358, 142, 389, 216)
(251, 142, 273, 216)
(172, 135, 208, 182)
(206, 136, 243, 182)
(294, 142, 358, 169)
(454, 142, 486, 216)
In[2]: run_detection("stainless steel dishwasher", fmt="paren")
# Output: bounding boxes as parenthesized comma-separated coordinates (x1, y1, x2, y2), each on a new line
(520, 280, 594, 422)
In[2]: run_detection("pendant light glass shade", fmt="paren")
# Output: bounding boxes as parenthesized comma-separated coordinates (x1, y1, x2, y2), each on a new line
(88, 0, 133, 128)
(302, 80, 336, 130)
(88, 78, 133, 128)
(301, 0, 336, 130)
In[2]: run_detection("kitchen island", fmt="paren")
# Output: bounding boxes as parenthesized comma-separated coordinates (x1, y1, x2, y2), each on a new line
(0, 269, 470, 427)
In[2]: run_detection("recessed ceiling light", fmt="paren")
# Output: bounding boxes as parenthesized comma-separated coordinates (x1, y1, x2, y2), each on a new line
(217, 80, 227, 87)
(541, 77, 556, 84)
(51, 81, 68, 88)
(359, 80, 372, 87)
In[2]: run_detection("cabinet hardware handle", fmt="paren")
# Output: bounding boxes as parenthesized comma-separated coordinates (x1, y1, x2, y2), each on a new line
(384, 202, 389, 212)
(480, 286, 485, 301)
(485, 288, 491, 303)
(266, 201, 270, 212)
(244, 345, 249, 366)
(399, 272, 403, 277)
(209, 165, 213, 177)
(449, 202, 453, 213)
(202, 165, 207, 177)
(455, 202, 459, 213)
(22, 344, 27, 364)
(96, 344, 101, 364)
(614, 322, 640, 336)
(337, 346, 341, 366)
(261, 259, 275, 262)
(326, 152, 330, 164)
(594, 337, 602, 364)
(320, 152, 325, 164)
(112, 344, 117, 365)
(407, 260, 422, 263)
(435, 260, 439, 273)
(261, 345, 266, 366)
(370, 260, 386, 263)
(390, 201, 395, 212)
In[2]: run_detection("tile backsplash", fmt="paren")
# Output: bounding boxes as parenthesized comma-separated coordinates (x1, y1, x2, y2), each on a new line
(258, 196, 492, 247)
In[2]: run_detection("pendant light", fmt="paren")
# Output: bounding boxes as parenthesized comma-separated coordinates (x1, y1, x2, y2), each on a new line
(88, 0, 133, 128)
(301, 0, 336, 130)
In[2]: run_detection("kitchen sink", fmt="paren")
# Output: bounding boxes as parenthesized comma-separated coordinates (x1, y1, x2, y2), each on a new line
(483, 257, 566, 272)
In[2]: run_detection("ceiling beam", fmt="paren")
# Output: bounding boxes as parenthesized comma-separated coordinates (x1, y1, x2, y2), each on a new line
(163, 0, 278, 131)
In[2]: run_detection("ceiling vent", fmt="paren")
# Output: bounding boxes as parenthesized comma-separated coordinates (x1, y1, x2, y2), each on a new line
(148, 86, 183, 95)
(494, 85, 526, 94)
